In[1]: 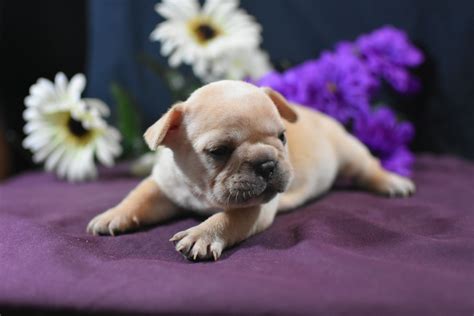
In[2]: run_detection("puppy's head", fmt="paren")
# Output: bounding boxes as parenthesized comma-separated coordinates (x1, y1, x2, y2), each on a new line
(144, 80, 297, 208)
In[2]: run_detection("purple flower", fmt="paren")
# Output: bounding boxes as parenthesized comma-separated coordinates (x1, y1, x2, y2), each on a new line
(253, 26, 422, 176)
(302, 52, 377, 123)
(353, 106, 415, 176)
(353, 26, 424, 93)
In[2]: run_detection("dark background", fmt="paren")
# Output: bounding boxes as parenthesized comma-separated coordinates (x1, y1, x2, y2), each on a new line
(1, 0, 473, 176)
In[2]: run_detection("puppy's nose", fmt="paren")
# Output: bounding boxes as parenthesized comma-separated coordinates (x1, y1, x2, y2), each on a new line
(255, 160, 276, 179)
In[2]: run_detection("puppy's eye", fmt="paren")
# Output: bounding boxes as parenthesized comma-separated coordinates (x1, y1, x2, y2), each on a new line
(278, 131, 286, 144)
(207, 146, 233, 159)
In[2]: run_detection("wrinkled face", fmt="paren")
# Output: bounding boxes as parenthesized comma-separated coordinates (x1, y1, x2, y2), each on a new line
(170, 82, 294, 209)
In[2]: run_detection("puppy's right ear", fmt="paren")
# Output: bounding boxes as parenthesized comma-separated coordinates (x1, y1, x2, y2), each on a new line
(144, 103, 183, 150)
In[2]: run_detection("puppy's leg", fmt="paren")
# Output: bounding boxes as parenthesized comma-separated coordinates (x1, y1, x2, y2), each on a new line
(170, 197, 279, 261)
(87, 177, 179, 236)
(336, 133, 415, 197)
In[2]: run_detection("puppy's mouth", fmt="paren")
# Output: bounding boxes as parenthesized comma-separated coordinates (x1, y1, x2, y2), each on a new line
(224, 182, 280, 207)
(216, 164, 291, 208)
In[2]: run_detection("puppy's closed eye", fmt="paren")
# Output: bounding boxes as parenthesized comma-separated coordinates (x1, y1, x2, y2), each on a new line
(206, 145, 233, 160)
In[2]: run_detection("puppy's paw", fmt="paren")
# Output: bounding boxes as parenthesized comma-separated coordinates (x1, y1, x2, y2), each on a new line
(170, 226, 225, 261)
(87, 207, 140, 236)
(375, 172, 416, 198)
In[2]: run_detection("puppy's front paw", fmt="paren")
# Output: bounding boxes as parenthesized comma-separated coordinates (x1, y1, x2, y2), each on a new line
(375, 172, 416, 197)
(170, 226, 225, 261)
(87, 207, 140, 236)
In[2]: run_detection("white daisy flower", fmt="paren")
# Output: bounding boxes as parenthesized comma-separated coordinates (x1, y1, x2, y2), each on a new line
(23, 73, 122, 182)
(151, 0, 262, 80)
(203, 47, 273, 82)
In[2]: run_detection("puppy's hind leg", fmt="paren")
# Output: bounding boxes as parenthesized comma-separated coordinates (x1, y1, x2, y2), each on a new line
(336, 133, 415, 197)
(87, 177, 180, 235)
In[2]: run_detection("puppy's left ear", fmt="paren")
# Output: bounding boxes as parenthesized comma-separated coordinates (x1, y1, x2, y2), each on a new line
(144, 103, 183, 150)
(261, 87, 298, 123)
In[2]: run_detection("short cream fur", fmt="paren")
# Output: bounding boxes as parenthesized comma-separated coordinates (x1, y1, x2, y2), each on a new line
(87, 81, 415, 261)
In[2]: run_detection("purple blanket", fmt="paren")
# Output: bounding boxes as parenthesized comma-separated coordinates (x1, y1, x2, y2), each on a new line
(1, 155, 473, 315)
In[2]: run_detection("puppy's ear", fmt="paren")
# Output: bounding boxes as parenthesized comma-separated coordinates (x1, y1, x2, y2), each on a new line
(144, 103, 183, 150)
(261, 87, 298, 123)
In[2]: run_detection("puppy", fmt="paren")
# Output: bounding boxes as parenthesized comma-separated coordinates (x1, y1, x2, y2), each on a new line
(87, 80, 415, 260)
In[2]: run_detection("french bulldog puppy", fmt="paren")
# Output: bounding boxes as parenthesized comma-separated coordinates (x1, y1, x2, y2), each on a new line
(87, 80, 415, 261)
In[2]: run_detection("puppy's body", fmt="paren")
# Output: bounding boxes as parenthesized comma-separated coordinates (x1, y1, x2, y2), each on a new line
(152, 104, 339, 214)
(87, 81, 414, 260)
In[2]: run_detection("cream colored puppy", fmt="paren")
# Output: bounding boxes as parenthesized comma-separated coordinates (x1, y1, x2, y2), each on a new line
(87, 80, 415, 261)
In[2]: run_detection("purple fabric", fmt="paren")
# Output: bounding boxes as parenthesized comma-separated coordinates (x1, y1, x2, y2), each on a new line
(1, 155, 473, 315)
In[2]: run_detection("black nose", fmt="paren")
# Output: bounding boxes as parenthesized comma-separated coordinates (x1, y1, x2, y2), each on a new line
(255, 160, 276, 179)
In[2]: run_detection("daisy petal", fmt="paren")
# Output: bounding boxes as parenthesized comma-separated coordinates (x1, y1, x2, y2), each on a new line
(55, 72, 68, 94)
(68, 73, 86, 100)
(32, 136, 60, 163)
(44, 143, 67, 172)
(57, 148, 76, 180)
(83, 98, 110, 117)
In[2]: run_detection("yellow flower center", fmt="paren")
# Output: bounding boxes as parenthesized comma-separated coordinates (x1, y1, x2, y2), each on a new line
(189, 18, 221, 45)
(47, 111, 96, 146)
(67, 116, 90, 138)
